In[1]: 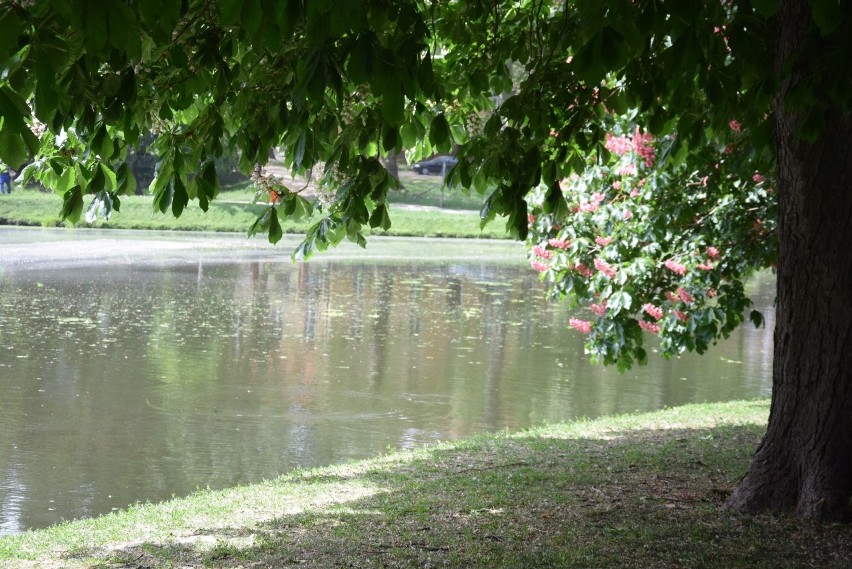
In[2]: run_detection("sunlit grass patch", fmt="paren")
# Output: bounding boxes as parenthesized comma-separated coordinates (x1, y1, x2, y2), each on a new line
(3, 399, 851, 569)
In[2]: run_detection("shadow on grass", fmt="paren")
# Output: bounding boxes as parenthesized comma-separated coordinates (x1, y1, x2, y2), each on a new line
(74, 422, 852, 569)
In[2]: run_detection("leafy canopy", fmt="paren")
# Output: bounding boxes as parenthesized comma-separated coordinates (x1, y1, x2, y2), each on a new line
(1, 0, 847, 367)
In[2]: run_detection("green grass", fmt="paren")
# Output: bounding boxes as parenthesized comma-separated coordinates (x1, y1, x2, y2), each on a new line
(0, 187, 509, 239)
(390, 173, 488, 210)
(2, 400, 850, 568)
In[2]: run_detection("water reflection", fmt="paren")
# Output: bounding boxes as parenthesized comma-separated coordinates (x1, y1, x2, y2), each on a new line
(0, 231, 774, 533)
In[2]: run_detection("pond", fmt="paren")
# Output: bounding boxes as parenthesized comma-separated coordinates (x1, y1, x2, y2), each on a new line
(0, 227, 774, 534)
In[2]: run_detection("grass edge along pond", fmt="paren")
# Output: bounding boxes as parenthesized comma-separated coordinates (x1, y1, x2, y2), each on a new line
(0, 188, 509, 240)
(3, 399, 851, 568)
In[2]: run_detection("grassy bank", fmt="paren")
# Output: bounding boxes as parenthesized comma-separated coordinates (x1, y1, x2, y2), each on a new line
(2, 400, 850, 568)
(0, 188, 508, 240)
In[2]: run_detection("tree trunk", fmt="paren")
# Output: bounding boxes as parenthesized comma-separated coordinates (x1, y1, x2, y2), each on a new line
(726, 0, 852, 521)
(382, 150, 400, 182)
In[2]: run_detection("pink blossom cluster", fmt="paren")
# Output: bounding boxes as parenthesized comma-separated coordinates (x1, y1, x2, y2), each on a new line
(530, 260, 549, 273)
(623, 210, 633, 220)
(696, 261, 713, 271)
(677, 287, 694, 303)
(664, 259, 687, 276)
(573, 263, 595, 278)
(729, 119, 742, 132)
(643, 303, 663, 320)
(569, 318, 592, 334)
(590, 301, 607, 316)
(548, 237, 571, 250)
(580, 192, 607, 213)
(632, 128, 656, 167)
(594, 258, 617, 278)
(707, 246, 719, 258)
(605, 132, 632, 156)
(528, 214, 537, 224)
(612, 181, 621, 190)
(638, 320, 660, 334)
(753, 173, 765, 183)
(595, 236, 613, 247)
(532, 245, 554, 259)
(674, 310, 688, 323)
(629, 188, 641, 198)
(707, 288, 717, 298)
(617, 164, 637, 177)
(665, 291, 679, 303)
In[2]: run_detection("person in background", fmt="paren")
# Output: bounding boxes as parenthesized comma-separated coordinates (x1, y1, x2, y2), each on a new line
(0, 168, 11, 194)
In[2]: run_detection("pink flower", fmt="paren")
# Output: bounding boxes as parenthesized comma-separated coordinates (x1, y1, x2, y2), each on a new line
(594, 258, 617, 278)
(629, 188, 641, 198)
(617, 164, 637, 177)
(590, 301, 607, 317)
(580, 202, 600, 213)
(664, 259, 688, 276)
(532, 245, 554, 259)
(707, 288, 718, 298)
(612, 181, 621, 190)
(707, 246, 719, 258)
(528, 214, 537, 224)
(677, 287, 695, 304)
(696, 261, 713, 271)
(595, 236, 613, 247)
(591, 192, 606, 204)
(674, 310, 688, 323)
(633, 128, 656, 167)
(665, 291, 679, 303)
(643, 303, 664, 321)
(701, 176, 709, 187)
(569, 318, 592, 334)
(530, 260, 549, 272)
(638, 320, 661, 334)
(753, 173, 765, 183)
(729, 119, 742, 132)
(623, 210, 633, 220)
(574, 263, 595, 278)
(605, 133, 632, 156)
(548, 238, 571, 250)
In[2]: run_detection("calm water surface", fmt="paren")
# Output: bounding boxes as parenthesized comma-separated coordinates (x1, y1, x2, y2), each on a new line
(0, 227, 774, 534)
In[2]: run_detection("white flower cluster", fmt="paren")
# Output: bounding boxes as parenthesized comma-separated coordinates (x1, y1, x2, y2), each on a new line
(250, 163, 288, 197)
(30, 118, 48, 138)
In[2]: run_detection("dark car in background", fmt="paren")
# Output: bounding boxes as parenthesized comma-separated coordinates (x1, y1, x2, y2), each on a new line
(411, 155, 458, 175)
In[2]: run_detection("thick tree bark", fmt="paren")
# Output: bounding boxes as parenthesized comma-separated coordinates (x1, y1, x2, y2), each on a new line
(726, 0, 852, 521)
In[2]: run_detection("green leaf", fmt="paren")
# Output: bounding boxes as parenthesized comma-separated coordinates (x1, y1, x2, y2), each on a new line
(242, 0, 263, 35)
(91, 125, 114, 160)
(809, 0, 842, 36)
(60, 187, 85, 223)
(116, 163, 137, 195)
(749, 310, 765, 328)
(369, 203, 391, 230)
(268, 208, 283, 244)
(83, 0, 109, 53)
(382, 84, 404, 126)
(294, 132, 307, 168)
(429, 113, 450, 151)
(248, 207, 273, 238)
(0, 124, 28, 169)
(219, 0, 241, 26)
(0, 44, 30, 82)
(172, 177, 188, 217)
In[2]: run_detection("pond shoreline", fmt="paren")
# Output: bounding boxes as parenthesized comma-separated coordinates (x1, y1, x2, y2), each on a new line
(3, 400, 851, 568)
(0, 190, 509, 240)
